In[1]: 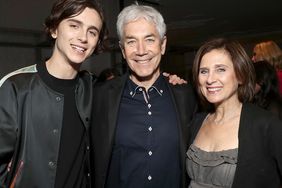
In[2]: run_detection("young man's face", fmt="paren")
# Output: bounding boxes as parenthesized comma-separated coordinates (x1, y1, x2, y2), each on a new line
(51, 7, 102, 65)
(120, 18, 166, 85)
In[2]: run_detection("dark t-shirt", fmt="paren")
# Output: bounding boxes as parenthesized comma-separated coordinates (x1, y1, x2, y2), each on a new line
(37, 63, 87, 187)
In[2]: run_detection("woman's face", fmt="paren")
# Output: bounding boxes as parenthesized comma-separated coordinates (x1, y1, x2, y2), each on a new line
(198, 49, 241, 106)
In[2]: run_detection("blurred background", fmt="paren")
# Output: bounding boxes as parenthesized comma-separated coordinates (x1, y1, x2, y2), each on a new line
(1, 0, 282, 80)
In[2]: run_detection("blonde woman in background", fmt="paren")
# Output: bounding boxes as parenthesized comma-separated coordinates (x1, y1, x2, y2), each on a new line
(252, 40, 282, 95)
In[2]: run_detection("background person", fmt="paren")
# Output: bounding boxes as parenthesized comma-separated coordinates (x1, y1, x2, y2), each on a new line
(252, 60, 282, 119)
(252, 40, 282, 95)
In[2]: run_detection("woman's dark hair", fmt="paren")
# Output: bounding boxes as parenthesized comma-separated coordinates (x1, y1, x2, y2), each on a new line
(192, 38, 256, 110)
(253, 60, 281, 108)
(44, 0, 108, 54)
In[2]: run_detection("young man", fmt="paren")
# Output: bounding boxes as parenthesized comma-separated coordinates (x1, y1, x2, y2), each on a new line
(91, 4, 197, 188)
(0, 0, 106, 187)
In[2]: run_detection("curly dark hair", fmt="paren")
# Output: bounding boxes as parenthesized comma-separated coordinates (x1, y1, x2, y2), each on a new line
(44, 0, 108, 54)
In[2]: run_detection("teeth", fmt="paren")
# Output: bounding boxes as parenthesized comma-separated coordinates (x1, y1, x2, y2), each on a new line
(136, 60, 149, 63)
(72, 45, 86, 52)
(207, 88, 221, 92)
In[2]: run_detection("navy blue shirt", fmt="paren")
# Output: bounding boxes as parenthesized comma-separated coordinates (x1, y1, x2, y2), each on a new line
(106, 75, 181, 188)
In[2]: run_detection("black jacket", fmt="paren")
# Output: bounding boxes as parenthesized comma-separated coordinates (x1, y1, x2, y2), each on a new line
(188, 103, 282, 188)
(0, 64, 94, 188)
(91, 74, 197, 188)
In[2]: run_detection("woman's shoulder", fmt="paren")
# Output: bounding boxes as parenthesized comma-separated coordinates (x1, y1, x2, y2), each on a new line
(242, 103, 282, 127)
(243, 103, 272, 115)
(267, 99, 282, 120)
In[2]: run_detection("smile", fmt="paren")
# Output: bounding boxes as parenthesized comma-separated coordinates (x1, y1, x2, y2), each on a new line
(71, 45, 86, 53)
(207, 87, 222, 92)
(134, 58, 152, 64)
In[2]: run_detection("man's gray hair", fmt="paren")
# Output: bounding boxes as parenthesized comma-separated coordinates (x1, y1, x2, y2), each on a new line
(116, 4, 166, 42)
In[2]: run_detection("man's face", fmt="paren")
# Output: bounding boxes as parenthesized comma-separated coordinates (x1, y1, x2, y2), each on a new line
(51, 7, 102, 65)
(120, 18, 166, 85)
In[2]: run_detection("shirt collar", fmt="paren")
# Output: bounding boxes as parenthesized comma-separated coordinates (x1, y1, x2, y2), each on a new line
(127, 74, 166, 98)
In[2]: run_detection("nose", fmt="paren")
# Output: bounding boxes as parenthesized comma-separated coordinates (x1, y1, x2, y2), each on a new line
(206, 72, 216, 84)
(136, 41, 147, 55)
(78, 29, 87, 43)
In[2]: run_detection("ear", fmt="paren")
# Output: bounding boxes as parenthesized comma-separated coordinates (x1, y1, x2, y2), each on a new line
(237, 79, 243, 86)
(50, 29, 58, 39)
(119, 41, 126, 59)
(161, 36, 167, 55)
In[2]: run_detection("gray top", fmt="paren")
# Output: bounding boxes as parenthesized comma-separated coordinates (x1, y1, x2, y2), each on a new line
(186, 144, 238, 188)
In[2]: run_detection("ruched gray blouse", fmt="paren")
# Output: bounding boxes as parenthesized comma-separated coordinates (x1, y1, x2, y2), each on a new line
(186, 144, 238, 188)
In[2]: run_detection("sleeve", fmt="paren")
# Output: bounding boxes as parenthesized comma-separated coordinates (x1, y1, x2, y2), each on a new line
(268, 115, 282, 177)
(0, 80, 18, 185)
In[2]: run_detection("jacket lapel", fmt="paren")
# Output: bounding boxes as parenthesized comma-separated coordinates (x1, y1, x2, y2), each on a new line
(107, 74, 128, 144)
(166, 83, 188, 187)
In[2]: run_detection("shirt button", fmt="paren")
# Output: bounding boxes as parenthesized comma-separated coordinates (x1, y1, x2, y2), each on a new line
(139, 88, 142, 91)
(48, 161, 56, 169)
(53, 129, 59, 134)
(86, 146, 90, 150)
(56, 96, 61, 101)
(160, 89, 163, 93)
(130, 91, 133, 95)
(148, 126, 152, 131)
(87, 173, 90, 177)
(148, 111, 152, 115)
(148, 151, 152, 156)
(148, 175, 152, 181)
(148, 104, 151, 108)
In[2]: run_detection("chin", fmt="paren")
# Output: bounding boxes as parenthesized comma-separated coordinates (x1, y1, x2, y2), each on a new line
(70, 56, 88, 64)
(139, 73, 155, 79)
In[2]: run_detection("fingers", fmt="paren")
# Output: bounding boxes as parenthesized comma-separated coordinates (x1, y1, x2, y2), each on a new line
(163, 72, 187, 85)
(162, 72, 170, 77)
(168, 75, 187, 85)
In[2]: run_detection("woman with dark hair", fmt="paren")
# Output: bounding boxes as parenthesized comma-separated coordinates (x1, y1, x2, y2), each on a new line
(253, 60, 282, 119)
(252, 40, 282, 95)
(187, 38, 282, 188)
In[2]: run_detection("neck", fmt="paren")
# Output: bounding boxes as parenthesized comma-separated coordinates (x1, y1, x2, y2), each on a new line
(211, 102, 242, 125)
(130, 71, 160, 91)
(45, 58, 79, 79)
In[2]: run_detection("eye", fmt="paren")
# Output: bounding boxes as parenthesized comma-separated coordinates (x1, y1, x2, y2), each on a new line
(126, 40, 136, 46)
(216, 68, 226, 72)
(89, 30, 98, 37)
(70, 24, 78, 29)
(145, 38, 155, 44)
(199, 69, 208, 74)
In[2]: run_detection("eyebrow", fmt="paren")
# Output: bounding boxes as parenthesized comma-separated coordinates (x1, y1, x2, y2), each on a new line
(67, 19, 100, 33)
(214, 64, 228, 68)
(124, 33, 156, 40)
(200, 64, 229, 69)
